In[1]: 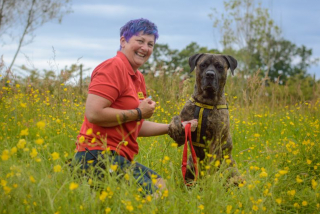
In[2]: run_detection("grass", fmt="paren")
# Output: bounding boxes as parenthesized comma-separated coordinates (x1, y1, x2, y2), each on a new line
(0, 72, 319, 213)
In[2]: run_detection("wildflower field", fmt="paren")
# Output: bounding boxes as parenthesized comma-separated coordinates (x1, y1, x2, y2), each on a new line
(0, 72, 319, 214)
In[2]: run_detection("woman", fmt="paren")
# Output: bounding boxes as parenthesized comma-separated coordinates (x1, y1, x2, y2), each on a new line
(74, 18, 197, 195)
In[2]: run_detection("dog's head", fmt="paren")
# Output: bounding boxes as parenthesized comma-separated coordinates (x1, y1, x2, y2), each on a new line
(189, 53, 237, 96)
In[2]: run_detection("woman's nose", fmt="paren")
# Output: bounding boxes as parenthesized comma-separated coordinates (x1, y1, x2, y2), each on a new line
(140, 43, 148, 51)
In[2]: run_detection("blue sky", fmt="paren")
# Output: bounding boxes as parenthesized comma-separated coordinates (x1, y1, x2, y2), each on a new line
(1, 0, 320, 79)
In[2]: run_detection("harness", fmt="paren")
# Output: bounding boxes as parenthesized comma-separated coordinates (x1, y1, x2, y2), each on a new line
(189, 97, 228, 148)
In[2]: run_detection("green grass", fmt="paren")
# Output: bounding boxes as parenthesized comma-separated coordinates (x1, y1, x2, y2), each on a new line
(0, 75, 319, 213)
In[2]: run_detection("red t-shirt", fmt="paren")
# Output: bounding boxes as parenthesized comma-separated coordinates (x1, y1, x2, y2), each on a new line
(75, 51, 146, 161)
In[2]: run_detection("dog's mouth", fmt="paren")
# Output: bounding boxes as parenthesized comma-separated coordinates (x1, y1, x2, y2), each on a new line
(202, 78, 219, 93)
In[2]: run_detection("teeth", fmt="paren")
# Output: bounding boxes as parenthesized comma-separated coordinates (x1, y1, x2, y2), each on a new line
(137, 53, 145, 57)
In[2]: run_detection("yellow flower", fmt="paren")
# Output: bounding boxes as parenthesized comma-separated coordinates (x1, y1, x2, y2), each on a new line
(252, 205, 259, 211)
(254, 133, 260, 138)
(296, 177, 303, 183)
(35, 139, 44, 145)
(126, 205, 134, 212)
(91, 137, 96, 143)
(1, 180, 7, 186)
(226, 205, 232, 213)
(124, 174, 130, 181)
(287, 190, 296, 196)
(302, 201, 308, 206)
(20, 128, 29, 136)
(29, 176, 36, 183)
(51, 152, 60, 160)
(105, 207, 111, 213)
(279, 170, 288, 175)
(54, 165, 62, 172)
(17, 139, 27, 149)
(30, 148, 38, 158)
(1, 150, 10, 161)
(69, 182, 79, 190)
(3, 186, 11, 194)
(162, 189, 169, 198)
(307, 159, 312, 164)
(10, 147, 17, 155)
(110, 165, 118, 172)
(171, 142, 178, 147)
(146, 195, 152, 202)
(79, 136, 85, 143)
(198, 204, 204, 210)
(259, 171, 268, 178)
(86, 128, 93, 135)
(36, 121, 46, 129)
(20, 102, 27, 108)
(312, 179, 318, 190)
(293, 203, 300, 208)
(214, 160, 220, 167)
(276, 198, 282, 205)
(99, 191, 108, 201)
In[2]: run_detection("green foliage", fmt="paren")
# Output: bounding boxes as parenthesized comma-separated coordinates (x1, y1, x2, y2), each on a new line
(142, 42, 219, 75)
(210, 0, 319, 83)
(0, 72, 319, 213)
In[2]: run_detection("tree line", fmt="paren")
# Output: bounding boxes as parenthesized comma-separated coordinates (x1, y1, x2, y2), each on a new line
(0, 0, 319, 87)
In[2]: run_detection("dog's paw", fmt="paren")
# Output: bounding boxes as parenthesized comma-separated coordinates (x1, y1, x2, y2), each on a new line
(168, 116, 185, 146)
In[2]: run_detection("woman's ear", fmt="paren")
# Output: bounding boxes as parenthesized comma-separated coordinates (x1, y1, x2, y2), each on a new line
(120, 36, 126, 49)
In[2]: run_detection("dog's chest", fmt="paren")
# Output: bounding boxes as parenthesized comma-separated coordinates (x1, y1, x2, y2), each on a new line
(189, 104, 230, 146)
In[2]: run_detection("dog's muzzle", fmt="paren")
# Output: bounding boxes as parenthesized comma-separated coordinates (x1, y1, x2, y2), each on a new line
(202, 70, 219, 92)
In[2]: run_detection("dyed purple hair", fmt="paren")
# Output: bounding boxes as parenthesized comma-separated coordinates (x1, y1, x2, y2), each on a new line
(120, 18, 159, 49)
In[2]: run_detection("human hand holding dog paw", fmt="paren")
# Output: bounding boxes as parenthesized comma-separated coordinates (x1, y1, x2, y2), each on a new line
(182, 119, 198, 132)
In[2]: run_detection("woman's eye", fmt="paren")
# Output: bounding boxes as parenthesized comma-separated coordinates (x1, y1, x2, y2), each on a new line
(148, 43, 154, 48)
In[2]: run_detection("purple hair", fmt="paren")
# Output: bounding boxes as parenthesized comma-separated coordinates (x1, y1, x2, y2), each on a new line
(120, 18, 159, 49)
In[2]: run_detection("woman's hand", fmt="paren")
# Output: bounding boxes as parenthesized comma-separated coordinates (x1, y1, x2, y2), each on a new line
(138, 98, 156, 119)
(182, 119, 198, 132)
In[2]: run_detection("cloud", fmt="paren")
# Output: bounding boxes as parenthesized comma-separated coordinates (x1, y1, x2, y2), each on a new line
(73, 4, 142, 18)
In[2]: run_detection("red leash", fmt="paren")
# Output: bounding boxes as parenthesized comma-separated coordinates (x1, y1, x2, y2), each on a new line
(181, 123, 198, 186)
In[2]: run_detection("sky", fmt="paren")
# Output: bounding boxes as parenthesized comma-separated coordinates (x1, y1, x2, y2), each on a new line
(1, 0, 320, 80)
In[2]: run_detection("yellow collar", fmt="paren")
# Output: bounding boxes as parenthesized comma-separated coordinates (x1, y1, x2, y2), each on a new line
(189, 97, 228, 110)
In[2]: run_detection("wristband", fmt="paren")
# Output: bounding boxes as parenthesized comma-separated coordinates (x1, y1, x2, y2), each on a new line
(135, 108, 142, 121)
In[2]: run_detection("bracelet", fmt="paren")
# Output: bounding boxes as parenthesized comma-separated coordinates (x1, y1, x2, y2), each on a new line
(135, 108, 142, 121)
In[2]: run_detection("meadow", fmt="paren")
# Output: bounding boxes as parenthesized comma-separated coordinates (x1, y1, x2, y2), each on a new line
(0, 70, 319, 214)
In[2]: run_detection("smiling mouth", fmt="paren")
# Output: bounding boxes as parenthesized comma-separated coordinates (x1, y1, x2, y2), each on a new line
(136, 52, 146, 58)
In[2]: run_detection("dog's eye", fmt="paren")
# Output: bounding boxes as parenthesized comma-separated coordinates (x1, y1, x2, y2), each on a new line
(200, 63, 207, 69)
(215, 63, 223, 70)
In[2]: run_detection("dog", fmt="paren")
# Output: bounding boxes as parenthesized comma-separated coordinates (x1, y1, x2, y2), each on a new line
(168, 53, 240, 184)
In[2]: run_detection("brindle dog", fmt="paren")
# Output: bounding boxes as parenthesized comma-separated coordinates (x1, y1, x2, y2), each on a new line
(168, 53, 239, 183)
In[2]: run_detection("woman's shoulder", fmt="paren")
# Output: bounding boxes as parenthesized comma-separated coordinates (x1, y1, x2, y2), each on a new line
(93, 55, 126, 74)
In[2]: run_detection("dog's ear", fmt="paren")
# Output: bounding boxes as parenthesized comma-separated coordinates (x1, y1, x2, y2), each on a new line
(189, 53, 204, 72)
(223, 55, 237, 75)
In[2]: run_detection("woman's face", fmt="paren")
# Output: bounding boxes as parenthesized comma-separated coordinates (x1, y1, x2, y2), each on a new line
(120, 31, 155, 71)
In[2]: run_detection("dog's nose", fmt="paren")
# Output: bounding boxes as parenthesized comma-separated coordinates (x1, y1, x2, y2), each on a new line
(206, 71, 215, 79)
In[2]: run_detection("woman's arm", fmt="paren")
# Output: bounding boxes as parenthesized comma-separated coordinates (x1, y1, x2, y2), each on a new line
(85, 94, 156, 127)
(138, 119, 198, 137)
(138, 121, 169, 137)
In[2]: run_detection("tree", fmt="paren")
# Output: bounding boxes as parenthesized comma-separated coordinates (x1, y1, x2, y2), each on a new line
(0, 0, 72, 71)
(142, 42, 219, 75)
(210, 0, 319, 82)
(210, 0, 281, 76)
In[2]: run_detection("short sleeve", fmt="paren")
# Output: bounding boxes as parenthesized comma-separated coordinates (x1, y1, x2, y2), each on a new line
(88, 59, 125, 103)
